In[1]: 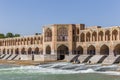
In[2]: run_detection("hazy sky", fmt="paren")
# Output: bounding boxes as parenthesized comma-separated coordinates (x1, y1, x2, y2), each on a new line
(0, 0, 120, 35)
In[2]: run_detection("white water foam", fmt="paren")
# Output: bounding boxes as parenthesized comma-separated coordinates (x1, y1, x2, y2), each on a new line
(0, 62, 120, 75)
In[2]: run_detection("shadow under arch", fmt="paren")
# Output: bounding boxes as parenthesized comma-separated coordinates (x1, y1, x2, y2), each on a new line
(87, 45, 96, 55)
(100, 44, 109, 55)
(114, 44, 120, 55)
(57, 44, 69, 60)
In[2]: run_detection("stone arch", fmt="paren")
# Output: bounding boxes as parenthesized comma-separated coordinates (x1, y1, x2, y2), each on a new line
(76, 46, 83, 54)
(21, 48, 26, 54)
(46, 45, 51, 54)
(105, 30, 110, 41)
(112, 29, 118, 40)
(34, 37, 37, 44)
(7, 49, 9, 54)
(100, 44, 109, 55)
(30, 37, 34, 45)
(80, 33, 85, 42)
(57, 44, 69, 60)
(87, 45, 96, 55)
(86, 32, 91, 42)
(92, 31, 97, 41)
(114, 44, 120, 55)
(34, 47, 39, 54)
(24, 38, 27, 45)
(37, 37, 40, 44)
(17, 39, 20, 45)
(98, 31, 103, 41)
(11, 49, 13, 54)
(15, 48, 19, 54)
(28, 47, 32, 55)
(3, 49, 6, 54)
(21, 38, 23, 45)
(27, 37, 30, 45)
(45, 28, 52, 41)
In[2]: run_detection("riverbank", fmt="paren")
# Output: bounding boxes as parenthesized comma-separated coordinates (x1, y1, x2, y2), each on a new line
(0, 60, 66, 66)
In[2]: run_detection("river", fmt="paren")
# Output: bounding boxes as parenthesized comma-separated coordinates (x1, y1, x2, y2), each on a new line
(0, 62, 120, 80)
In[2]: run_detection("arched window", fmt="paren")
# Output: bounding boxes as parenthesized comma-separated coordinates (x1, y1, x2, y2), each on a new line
(86, 32, 91, 42)
(57, 27, 68, 41)
(105, 30, 110, 41)
(80, 33, 85, 42)
(112, 29, 118, 40)
(92, 32, 97, 41)
(45, 28, 52, 42)
(98, 31, 103, 41)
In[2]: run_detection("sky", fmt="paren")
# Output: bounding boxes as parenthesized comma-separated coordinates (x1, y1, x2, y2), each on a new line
(0, 0, 120, 35)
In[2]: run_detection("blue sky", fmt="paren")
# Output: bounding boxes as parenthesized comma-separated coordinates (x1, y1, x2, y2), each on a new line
(0, 0, 120, 35)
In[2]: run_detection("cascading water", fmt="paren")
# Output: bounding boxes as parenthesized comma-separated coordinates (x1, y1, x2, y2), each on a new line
(0, 63, 120, 80)
(0, 62, 120, 75)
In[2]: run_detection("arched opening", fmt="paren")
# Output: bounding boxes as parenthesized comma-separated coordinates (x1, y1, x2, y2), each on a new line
(92, 32, 97, 41)
(76, 46, 83, 54)
(87, 45, 96, 55)
(98, 31, 103, 41)
(21, 48, 26, 55)
(105, 30, 110, 41)
(45, 28, 52, 42)
(15, 48, 19, 54)
(34, 47, 39, 54)
(46, 46, 51, 54)
(114, 44, 120, 55)
(28, 47, 32, 55)
(30, 38, 34, 45)
(57, 45, 69, 60)
(11, 49, 13, 54)
(86, 32, 91, 42)
(7, 49, 9, 54)
(112, 30, 118, 40)
(100, 45, 109, 55)
(80, 33, 85, 42)
(3, 49, 5, 54)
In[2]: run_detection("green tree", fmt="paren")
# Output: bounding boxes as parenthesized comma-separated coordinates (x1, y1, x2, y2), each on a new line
(14, 34, 20, 37)
(0, 33, 5, 39)
(6, 32, 14, 38)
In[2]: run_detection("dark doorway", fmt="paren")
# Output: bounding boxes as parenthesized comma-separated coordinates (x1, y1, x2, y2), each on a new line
(57, 45, 69, 60)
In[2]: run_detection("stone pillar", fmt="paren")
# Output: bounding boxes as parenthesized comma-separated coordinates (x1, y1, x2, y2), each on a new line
(96, 45, 100, 55)
(83, 47, 87, 55)
(110, 31, 112, 41)
(117, 30, 119, 40)
(109, 45, 114, 55)
(85, 33, 86, 42)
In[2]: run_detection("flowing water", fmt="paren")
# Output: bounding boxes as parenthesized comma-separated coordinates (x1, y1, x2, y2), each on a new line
(0, 62, 120, 80)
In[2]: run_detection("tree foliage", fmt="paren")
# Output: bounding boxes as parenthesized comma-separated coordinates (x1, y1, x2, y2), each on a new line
(0, 33, 5, 39)
(6, 32, 14, 38)
(14, 34, 20, 37)
(0, 32, 20, 39)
